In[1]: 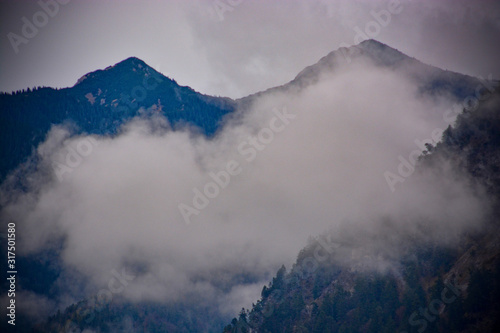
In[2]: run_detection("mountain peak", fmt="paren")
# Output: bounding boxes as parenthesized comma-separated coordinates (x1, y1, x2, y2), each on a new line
(111, 56, 149, 70)
(99, 56, 154, 76)
(289, 39, 406, 87)
(240, 39, 480, 105)
(74, 57, 160, 87)
(356, 39, 408, 65)
(358, 39, 387, 48)
(121, 56, 145, 63)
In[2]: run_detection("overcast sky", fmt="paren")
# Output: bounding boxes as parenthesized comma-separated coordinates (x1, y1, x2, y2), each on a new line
(1, 0, 499, 98)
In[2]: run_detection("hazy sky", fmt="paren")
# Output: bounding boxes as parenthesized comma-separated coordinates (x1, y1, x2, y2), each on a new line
(1, 0, 499, 98)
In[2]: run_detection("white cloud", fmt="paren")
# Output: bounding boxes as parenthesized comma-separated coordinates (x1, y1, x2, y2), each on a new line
(1, 54, 491, 319)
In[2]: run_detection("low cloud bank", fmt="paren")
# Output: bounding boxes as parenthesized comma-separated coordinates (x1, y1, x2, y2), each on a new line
(0, 60, 491, 318)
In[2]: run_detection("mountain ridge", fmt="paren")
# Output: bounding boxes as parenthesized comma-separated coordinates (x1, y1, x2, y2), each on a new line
(2, 39, 499, 333)
(237, 39, 483, 110)
(0, 56, 236, 182)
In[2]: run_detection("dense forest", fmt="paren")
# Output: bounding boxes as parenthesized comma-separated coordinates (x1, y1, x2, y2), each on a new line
(0, 57, 235, 182)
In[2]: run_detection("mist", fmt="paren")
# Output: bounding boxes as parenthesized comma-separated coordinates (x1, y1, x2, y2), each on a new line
(0, 55, 491, 320)
(2, 0, 499, 98)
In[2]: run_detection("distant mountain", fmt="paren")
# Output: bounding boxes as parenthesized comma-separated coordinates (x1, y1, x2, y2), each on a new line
(0, 57, 236, 181)
(238, 39, 482, 108)
(0, 41, 486, 182)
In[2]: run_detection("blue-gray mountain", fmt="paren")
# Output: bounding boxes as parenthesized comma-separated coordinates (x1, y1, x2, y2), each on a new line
(0, 57, 235, 182)
(1, 40, 499, 333)
(0, 40, 485, 183)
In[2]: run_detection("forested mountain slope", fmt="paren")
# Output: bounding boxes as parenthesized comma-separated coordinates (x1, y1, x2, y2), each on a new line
(223, 90, 500, 333)
(0, 57, 235, 181)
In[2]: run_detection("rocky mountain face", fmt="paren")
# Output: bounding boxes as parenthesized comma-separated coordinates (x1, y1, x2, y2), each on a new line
(0, 57, 235, 181)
